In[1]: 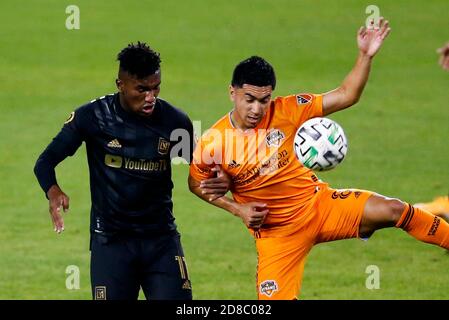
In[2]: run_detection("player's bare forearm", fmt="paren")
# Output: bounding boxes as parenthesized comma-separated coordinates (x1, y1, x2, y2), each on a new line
(322, 52, 372, 116)
(188, 174, 240, 216)
(345, 51, 373, 101)
(188, 175, 270, 229)
(322, 18, 390, 115)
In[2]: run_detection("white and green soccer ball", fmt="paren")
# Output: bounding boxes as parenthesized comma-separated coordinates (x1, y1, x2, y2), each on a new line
(294, 117, 348, 171)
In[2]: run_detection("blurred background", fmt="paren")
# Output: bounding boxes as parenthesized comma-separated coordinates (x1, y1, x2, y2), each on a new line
(0, 0, 448, 299)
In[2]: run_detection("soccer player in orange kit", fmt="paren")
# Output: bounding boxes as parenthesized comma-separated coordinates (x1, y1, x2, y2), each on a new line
(189, 18, 449, 300)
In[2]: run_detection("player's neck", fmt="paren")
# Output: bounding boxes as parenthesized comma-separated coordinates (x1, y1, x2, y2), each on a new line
(230, 110, 248, 131)
(117, 93, 136, 116)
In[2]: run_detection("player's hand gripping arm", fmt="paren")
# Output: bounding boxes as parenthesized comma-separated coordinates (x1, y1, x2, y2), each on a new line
(188, 173, 269, 230)
(196, 165, 232, 202)
(322, 17, 391, 115)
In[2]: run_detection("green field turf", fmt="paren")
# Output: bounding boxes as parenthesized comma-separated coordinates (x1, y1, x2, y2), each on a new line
(0, 0, 448, 299)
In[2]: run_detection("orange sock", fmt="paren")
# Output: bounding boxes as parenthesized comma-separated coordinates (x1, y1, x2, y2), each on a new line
(396, 203, 449, 249)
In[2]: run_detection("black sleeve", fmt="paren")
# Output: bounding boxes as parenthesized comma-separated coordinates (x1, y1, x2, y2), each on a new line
(179, 114, 194, 164)
(184, 116, 194, 164)
(34, 109, 87, 195)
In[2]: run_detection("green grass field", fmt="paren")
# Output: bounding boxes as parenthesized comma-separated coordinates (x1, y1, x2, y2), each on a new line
(0, 0, 448, 299)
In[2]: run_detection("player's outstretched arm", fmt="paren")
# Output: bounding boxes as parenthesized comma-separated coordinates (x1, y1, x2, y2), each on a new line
(322, 17, 391, 116)
(188, 174, 268, 230)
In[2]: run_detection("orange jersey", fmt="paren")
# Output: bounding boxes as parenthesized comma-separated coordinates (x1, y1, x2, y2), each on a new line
(190, 93, 326, 233)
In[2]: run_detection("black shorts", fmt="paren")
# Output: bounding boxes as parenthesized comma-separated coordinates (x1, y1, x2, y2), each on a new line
(90, 231, 192, 300)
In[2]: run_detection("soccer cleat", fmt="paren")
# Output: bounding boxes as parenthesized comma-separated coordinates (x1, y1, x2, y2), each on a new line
(414, 196, 449, 219)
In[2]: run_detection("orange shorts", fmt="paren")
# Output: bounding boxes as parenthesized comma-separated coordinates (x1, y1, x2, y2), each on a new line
(255, 186, 373, 300)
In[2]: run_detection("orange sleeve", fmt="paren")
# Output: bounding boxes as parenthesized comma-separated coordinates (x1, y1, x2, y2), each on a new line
(189, 138, 213, 182)
(189, 115, 229, 182)
(189, 131, 224, 182)
(277, 93, 323, 128)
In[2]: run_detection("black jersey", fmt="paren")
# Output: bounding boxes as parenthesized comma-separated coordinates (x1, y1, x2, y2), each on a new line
(34, 93, 194, 236)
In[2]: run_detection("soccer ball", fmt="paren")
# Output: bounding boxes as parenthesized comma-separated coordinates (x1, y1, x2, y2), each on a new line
(294, 117, 348, 171)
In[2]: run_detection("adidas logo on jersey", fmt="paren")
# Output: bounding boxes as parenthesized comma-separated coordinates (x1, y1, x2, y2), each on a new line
(107, 139, 122, 148)
(228, 160, 241, 168)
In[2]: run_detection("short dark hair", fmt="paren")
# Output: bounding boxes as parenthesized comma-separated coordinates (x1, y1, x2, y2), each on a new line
(117, 41, 161, 78)
(231, 56, 276, 90)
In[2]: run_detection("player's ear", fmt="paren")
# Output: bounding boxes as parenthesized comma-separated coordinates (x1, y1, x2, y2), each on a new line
(116, 79, 123, 92)
(229, 85, 235, 102)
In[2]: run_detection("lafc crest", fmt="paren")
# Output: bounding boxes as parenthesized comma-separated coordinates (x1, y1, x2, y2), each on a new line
(95, 286, 106, 300)
(158, 137, 170, 155)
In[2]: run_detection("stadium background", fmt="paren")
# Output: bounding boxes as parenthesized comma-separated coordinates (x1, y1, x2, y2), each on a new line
(0, 0, 448, 299)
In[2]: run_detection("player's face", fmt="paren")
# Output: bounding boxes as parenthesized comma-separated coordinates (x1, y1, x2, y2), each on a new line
(230, 84, 272, 129)
(116, 70, 161, 117)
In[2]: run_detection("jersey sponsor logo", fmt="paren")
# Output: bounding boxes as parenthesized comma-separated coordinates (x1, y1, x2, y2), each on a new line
(107, 138, 122, 148)
(260, 149, 289, 176)
(104, 154, 123, 168)
(296, 94, 312, 105)
(64, 111, 75, 124)
(233, 149, 289, 185)
(104, 154, 168, 172)
(265, 129, 285, 148)
(124, 158, 168, 171)
(260, 280, 278, 297)
(354, 191, 362, 199)
(95, 286, 106, 300)
(158, 138, 170, 155)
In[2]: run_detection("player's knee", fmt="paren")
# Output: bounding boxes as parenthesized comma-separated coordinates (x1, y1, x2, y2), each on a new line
(386, 199, 406, 224)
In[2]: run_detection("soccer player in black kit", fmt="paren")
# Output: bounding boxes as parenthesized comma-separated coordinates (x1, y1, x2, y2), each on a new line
(34, 42, 229, 300)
